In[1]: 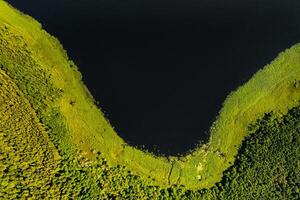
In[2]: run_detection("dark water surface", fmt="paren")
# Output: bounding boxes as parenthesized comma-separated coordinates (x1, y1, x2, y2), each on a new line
(7, 0, 300, 156)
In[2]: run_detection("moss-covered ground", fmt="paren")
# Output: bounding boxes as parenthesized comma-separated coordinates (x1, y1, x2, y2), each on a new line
(0, 0, 299, 199)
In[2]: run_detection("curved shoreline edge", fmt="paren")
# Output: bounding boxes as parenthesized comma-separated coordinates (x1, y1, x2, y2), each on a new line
(0, 0, 299, 189)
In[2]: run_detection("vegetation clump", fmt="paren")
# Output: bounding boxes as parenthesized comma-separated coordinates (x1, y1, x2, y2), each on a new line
(1, 74, 299, 199)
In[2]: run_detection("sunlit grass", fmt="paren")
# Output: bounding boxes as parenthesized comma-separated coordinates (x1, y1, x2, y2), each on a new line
(0, 0, 299, 190)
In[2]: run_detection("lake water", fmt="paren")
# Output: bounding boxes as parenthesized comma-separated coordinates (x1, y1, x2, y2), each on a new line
(7, 0, 300, 156)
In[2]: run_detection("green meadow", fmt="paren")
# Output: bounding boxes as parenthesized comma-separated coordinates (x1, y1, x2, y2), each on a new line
(0, 0, 299, 198)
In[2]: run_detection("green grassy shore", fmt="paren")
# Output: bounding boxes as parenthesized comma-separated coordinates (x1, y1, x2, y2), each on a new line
(0, 0, 299, 199)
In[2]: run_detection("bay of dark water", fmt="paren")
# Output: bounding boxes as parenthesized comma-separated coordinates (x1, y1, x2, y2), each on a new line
(7, 0, 300, 156)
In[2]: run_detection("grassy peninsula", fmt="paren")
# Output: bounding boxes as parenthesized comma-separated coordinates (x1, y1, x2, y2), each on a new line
(0, 0, 299, 199)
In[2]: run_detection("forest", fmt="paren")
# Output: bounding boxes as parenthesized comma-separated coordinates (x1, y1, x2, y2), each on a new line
(0, 0, 299, 199)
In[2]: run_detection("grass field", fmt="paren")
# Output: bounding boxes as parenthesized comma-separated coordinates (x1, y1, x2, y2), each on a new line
(0, 0, 299, 197)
